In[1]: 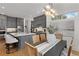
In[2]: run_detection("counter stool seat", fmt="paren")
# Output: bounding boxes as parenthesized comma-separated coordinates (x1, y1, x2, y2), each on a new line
(5, 34, 18, 54)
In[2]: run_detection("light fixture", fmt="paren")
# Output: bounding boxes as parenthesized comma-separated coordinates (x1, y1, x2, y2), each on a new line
(50, 9, 55, 13)
(42, 4, 58, 18)
(45, 5, 51, 10)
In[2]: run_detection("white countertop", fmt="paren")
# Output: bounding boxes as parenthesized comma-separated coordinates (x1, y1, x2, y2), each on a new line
(0, 30, 5, 31)
(10, 32, 35, 37)
(5, 34, 18, 43)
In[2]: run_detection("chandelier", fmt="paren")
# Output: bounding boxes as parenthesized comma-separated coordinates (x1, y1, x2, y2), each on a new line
(42, 4, 58, 18)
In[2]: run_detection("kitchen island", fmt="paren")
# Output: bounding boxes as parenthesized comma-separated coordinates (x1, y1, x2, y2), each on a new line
(7, 32, 35, 49)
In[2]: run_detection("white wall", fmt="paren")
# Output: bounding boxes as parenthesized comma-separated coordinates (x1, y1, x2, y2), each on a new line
(73, 17, 79, 51)
(24, 17, 32, 33)
(46, 16, 52, 28)
(25, 15, 79, 52)
(48, 18, 74, 48)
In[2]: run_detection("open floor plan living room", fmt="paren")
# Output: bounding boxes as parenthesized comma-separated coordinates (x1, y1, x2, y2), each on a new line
(0, 3, 79, 56)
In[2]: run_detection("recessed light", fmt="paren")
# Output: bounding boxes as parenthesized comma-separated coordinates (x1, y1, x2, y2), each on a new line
(1, 6, 5, 9)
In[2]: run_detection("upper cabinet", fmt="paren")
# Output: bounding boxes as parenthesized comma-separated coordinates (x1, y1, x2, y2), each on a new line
(32, 15, 46, 28)
(31, 14, 46, 33)
(17, 18, 24, 32)
(0, 15, 7, 30)
(0, 14, 24, 32)
(7, 16, 17, 28)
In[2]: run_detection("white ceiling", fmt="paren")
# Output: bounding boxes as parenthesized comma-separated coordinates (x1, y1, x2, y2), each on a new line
(0, 3, 79, 19)
(52, 3, 79, 15)
(0, 3, 47, 18)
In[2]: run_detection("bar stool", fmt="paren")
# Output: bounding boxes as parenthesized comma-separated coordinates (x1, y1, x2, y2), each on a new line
(4, 34, 18, 54)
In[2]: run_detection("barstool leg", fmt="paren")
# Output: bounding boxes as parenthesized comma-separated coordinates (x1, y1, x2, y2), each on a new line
(6, 44, 10, 54)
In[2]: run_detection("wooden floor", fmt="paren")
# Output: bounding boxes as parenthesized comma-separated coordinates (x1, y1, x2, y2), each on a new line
(0, 36, 78, 56)
(0, 37, 29, 56)
(72, 50, 79, 56)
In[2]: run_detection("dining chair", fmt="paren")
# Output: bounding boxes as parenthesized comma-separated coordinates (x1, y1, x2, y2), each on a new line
(55, 32, 63, 40)
(61, 39, 73, 56)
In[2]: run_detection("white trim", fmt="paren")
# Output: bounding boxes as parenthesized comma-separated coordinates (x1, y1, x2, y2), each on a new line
(24, 18, 25, 33)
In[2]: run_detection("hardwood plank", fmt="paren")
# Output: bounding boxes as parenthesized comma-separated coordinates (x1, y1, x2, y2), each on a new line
(0, 37, 28, 56)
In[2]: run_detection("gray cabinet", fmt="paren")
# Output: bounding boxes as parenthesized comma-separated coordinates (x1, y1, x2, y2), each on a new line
(7, 17, 17, 28)
(17, 18, 24, 32)
(18, 36, 26, 48)
(18, 34, 34, 49)
(6, 16, 24, 32)
(25, 35, 33, 44)
(31, 14, 46, 32)
(0, 15, 7, 29)
(33, 14, 46, 28)
(17, 18, 24, 26)
(0, 14, 24, 33)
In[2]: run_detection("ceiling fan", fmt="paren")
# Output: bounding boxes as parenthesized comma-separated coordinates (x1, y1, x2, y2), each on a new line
(42, 3, 58, 18)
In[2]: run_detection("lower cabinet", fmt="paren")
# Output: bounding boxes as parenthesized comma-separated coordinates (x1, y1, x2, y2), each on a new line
(18, 34, 34, 49)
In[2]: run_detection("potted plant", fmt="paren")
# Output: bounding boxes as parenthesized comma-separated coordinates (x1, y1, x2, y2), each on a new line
(47, 25, 58, 34)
